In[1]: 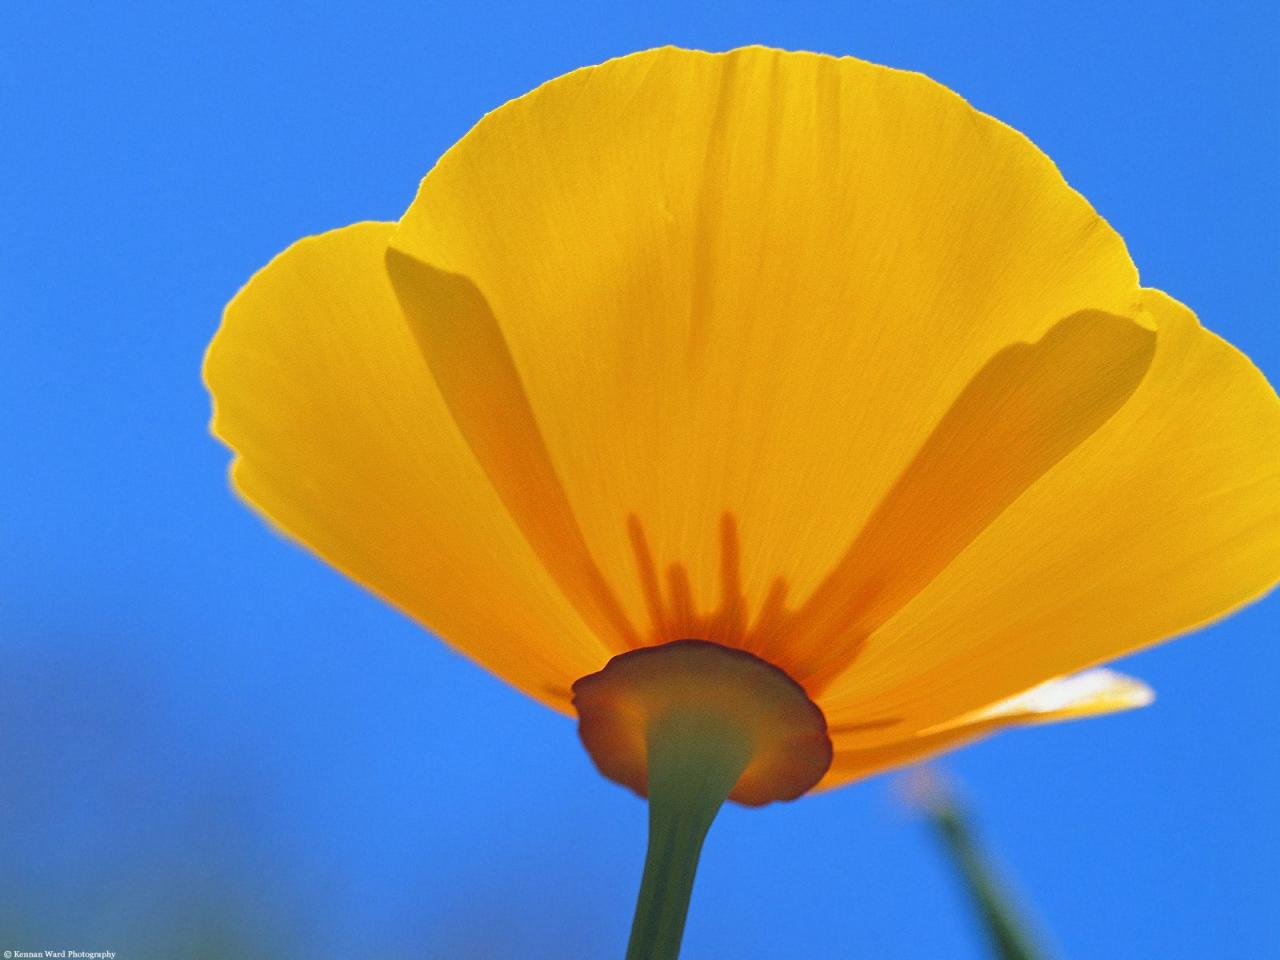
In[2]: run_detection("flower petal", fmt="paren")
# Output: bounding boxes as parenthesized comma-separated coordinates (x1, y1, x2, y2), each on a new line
(204, 222, 609, 709)
(822, 669, 1153, 788)
(386, 46, 1140, 679)
(762, 308, 1156, 689)
(933, 668, 1154, 729)
(821, 290, 1280, 737)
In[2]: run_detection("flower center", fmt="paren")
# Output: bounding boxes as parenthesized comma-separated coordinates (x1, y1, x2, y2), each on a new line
(572, 639, 832, 806)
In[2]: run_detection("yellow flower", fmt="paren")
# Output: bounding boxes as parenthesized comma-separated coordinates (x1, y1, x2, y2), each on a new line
(205, 45, 1279, 956)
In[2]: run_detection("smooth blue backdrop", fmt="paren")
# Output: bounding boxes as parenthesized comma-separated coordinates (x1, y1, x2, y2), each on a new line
(3, 2, 1277, 957)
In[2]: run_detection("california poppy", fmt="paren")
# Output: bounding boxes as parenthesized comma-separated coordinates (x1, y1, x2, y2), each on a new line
(205, 47, 1280, 958)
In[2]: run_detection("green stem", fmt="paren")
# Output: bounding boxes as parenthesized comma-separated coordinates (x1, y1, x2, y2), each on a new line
(931, 802, 1045, 960)
(625, 709, 754, 960)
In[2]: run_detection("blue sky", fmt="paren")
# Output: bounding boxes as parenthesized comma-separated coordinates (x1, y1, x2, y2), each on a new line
(2, 2, 1277, 957)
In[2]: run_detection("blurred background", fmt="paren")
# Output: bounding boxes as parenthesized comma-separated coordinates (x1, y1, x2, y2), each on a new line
(2, 1, 1277, 957)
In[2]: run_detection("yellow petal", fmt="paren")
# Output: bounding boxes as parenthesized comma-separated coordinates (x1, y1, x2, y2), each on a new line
(386, 46, 1140, 681)
(821, 290, 1280, 738)
(821, 669, 1153, 788)
(762, 308, 1156, 689)
(933, 668, 1154, 728)
(204, 222, 608, 709)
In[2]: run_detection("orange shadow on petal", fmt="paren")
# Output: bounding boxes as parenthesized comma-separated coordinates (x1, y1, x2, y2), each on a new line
(755, 309, 1157, 693)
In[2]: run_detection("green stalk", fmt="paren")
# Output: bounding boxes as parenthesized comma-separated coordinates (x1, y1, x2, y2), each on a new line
(926, 788, 1047, 960)
(625, 709, 753, 960)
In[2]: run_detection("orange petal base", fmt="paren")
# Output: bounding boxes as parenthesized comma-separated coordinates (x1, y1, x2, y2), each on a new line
(572, 640, 833, 806)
